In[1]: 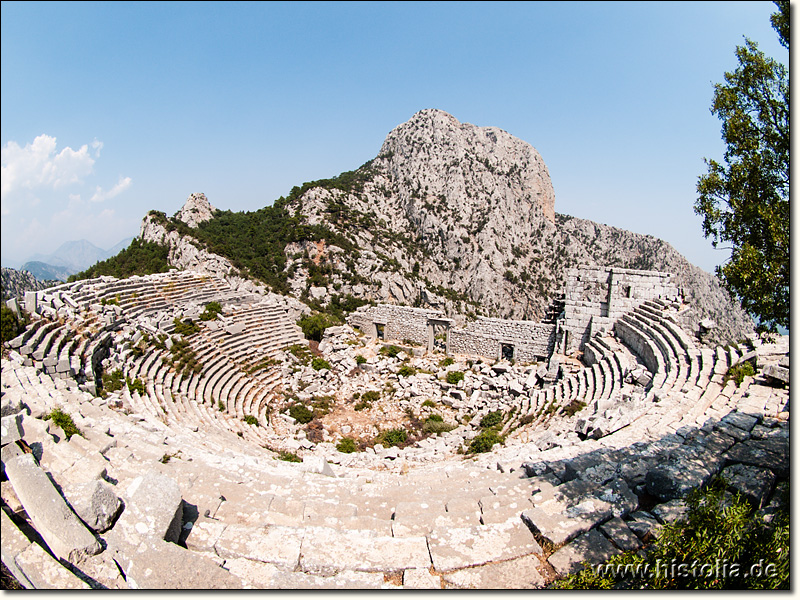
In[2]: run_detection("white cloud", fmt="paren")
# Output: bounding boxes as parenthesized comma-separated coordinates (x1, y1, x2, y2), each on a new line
(90, 176, 132, 203)
(1, 135, 97, 202)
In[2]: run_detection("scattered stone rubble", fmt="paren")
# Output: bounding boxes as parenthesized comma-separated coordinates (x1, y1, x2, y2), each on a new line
(1, 268, 789, 589)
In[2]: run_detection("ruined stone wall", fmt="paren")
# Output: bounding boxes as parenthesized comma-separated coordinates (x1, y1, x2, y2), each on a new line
(562, 266, 679, 352)
(347, 305, 445, 346)
(449, 317, 556, 362)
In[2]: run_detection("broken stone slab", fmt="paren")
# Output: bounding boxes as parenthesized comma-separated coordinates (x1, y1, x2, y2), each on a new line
(1, 392, 26, 417)
(625, 511, 662, 540)
(442, 552, 547, 589)
(547, 528, 619, 577)
(645, 459, 715, 501)
(599, 516, 642, 551)
(403, 567, 441, 589)
(299, 526, 430, 575)
(63, 479, 123, 533)
(650, 499, 689, 524)
(1, 508, 91, 589)
(113, 470, 184, 544)
(719, 463, 775, 509)
(522, 478, 637, 547)
(720, 411, 759, 432)
(428, 519, 542, 571)
(121, 536, 244, 589)
(1, 411, 24, 446)
(3, 452, 101, 563)
(301, 455, 336, 477)
(723, 438, 789, 478)
(268, 568, 387, 590)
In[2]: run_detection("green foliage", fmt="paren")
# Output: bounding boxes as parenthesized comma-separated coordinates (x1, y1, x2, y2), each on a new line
(243, 415, 259, 426)
(422, 413, 455, 434)
(288, 404, 313, 424)
(726, 361, 755, 386)
(311, 357, 332, 371)
(69, 238, 171, 281)
(199, 301, 222, 321)
(355, 354, 367, 365)
(563, 399, 587, 417)
(285, 344, 313, 365)
(102, 369, 125, 393)
(380, 345, 402, 358)
(446, 371, 465, 385)
(43, 408, 81, 440)
(468, 429, 503, 453)
(218, 400, 225, 412)
(1, 305, 24, 344)
(377, 428, 407, 447)
(163, 338, 203, 376)
(695, 1, 789, 333)
(361, 390, 381, 403)
(421, 399, 437, 409)
(126, 377, 146, 396)
(298, 312, 341, 342)
(173, 318, 200, 336)
(438, 357, 455, 368)
(554, 477, 788, 589)
(336, 437, 358, 453)
(397, 364, 416, 377)
(479, 410, 503, 429)
(277, 450, 302, 463)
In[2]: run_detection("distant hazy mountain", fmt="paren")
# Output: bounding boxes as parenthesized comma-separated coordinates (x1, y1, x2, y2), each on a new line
(18, 261, 75, 282)
(21, 237, 134, 281)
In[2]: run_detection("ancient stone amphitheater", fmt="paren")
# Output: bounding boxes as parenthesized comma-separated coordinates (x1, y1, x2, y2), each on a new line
(1, 268, 789, 589)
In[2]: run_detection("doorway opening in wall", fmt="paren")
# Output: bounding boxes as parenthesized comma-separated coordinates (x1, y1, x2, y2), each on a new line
(432, 323, 448, 352)
(375, 323, 385, 341)
(501, 343, 515, 362)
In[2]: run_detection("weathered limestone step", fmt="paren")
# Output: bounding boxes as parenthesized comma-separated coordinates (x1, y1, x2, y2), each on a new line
(428, 519, 542, 571)
(441, 553, 547, 589)
(2, 446, 102, 563)
(547, 528, 620, 577)
(0, 507, 91, 589)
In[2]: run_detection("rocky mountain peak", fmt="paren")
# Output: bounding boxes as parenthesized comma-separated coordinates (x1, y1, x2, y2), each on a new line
(177, 193, 216, 228)
(377, 109, 555, 224)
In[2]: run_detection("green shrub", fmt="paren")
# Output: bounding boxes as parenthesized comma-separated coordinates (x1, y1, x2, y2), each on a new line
(336, 437, 358, 453)
(563, 400, 587, 417)
(519, 413, 535, 426)
(126, 377, 146, 396)
(355, 354, 367, 365)
(438, 357, 455, 368)
(397, 364, 417, 377)
(479, 410, 503, 428)
(426, 413, 444, 423)
(424, 420, 457, 434)
(311, 357, 332, 371)
(362, 390, 381, 403)
(298, 312, 341, 342)
(173, 318, 200, 336)
(44, 408, 81, 440)
(378, 428, 407, 447)
(102, 369, 125, 393)
(69, 237, 171, 281)
(288, 404, 313, 424)
(277, 450, 302, 463)
(0, 305, 25, 344)
(553, 477, 788, 589)
(199, 301, 222, 321)
(726, 361, 756, 386)
(243, 415, 259, 426)
(468, 429, 503, 453)
(421, 399, 437, 409)
(218, 400, 225, 412)
(380, 345, 402, 358)
(446, 371, 465, 385)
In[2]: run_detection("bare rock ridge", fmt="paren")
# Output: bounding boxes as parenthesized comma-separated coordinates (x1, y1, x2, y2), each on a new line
(176, 193, 216, 229)
(139, 108, 753, 344)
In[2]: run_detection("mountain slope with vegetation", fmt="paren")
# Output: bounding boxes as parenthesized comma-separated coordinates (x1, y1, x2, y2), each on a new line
(133, 109, 752, 344)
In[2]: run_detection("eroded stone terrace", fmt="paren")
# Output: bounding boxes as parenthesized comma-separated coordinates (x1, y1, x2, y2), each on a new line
(1, 270, 789, 589)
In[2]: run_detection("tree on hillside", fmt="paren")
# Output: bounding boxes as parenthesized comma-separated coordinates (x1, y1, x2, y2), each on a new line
(695, 0, 789, 333)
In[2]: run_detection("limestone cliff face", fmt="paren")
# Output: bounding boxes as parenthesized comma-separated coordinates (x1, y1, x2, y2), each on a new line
(1, 267, 55, 300)
(139, 109, 753, 344)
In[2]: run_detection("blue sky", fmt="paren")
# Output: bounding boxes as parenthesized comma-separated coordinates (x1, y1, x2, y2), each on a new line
(1, 1, 787, 274)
